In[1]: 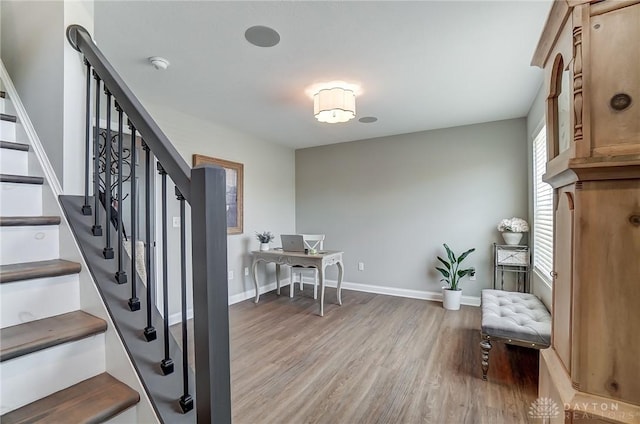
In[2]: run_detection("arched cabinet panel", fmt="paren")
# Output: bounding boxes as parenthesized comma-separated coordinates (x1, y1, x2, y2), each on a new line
(552, 188, 574, 372)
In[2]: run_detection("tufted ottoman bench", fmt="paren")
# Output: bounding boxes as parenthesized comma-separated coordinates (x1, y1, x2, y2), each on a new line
(480, 289, 551, 380)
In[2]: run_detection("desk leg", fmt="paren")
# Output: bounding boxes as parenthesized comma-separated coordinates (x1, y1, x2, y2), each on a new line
(252, 260, 260, 303)
(318, 265, 325, 317)
(289, 266, 294, 298)
(276, 264, 281, 296)
(336, 261, 344, 306)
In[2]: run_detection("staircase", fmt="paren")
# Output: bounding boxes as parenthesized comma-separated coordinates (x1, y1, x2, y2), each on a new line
(0, 84, 141, 421)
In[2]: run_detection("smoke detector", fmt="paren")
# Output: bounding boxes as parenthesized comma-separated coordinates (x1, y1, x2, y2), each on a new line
(149, 56, 170, 70)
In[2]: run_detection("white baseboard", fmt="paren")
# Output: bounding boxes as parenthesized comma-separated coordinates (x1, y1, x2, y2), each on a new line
(229, 278, 481, 309)
(322, 279, 481, 307)
(168, 278, 294, 326)
(227, 278, 294, 305)
(168, 308, 194, 327)
(168, 279, 480, 325)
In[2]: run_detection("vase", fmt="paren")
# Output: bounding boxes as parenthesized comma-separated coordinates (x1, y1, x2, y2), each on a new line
(502, 231, 523, 245)
(442, 288, 462, 310)
(260, 243, 269, 251)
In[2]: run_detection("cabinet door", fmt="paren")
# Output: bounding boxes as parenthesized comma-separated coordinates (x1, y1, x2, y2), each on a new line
(553, 185, 574, 373)
(572, 180, 640, 404)
(590, 3, 640, 156)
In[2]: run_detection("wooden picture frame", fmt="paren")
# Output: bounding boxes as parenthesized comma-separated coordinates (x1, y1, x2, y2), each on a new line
(193, 154, 244, 235)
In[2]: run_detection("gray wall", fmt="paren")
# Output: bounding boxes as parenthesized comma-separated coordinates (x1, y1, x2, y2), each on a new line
(296, 118, 529, 298)
(1, 1, 65, 184)
(1, 1, 93, 194)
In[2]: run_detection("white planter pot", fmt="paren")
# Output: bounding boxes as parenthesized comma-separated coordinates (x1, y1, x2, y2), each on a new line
(260, 243, 270, 251)
(502, 231, 523, 245)
(442, 288, 462, 310)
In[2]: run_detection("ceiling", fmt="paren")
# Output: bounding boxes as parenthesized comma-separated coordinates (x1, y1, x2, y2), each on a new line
(95, 1, 552, 150)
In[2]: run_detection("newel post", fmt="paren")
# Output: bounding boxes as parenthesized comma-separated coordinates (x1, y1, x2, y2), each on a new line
(190, 164, 232, 423)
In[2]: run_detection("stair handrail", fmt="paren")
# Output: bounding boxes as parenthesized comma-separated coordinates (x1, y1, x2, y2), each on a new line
(66, 24, 231, 423)
(66, 25, 191, 202)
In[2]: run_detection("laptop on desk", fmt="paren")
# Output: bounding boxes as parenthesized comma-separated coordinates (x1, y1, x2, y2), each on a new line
(280, 234, 306, 252)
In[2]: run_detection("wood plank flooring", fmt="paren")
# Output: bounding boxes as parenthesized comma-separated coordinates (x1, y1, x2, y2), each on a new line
(171, 287, 539, 423)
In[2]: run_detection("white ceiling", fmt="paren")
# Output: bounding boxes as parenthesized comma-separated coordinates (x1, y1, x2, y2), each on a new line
(95, 1, 552, 149)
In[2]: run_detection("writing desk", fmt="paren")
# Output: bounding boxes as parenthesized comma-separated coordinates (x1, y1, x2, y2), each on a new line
(251, 249, 344, 316)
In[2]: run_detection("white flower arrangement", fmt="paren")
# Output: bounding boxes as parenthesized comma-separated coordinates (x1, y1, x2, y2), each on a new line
(497, 217, 529, 233)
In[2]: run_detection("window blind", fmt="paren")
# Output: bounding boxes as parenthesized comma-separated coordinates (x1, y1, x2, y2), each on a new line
(532, 127, 554, 283)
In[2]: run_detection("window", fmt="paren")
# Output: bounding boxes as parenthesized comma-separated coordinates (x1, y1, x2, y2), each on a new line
(532, 126, 554, 283)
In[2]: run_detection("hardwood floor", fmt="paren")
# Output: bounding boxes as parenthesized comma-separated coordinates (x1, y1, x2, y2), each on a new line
(171, 287, 539, 423)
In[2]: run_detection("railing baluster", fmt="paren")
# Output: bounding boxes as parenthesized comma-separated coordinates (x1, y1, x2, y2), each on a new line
(128, 124, 140, 311)
(115, 103, 127, 284)
(143, 141, 157, 342)
(177, 188, 193, 413)
(103, 89, 114, 259)
(91, 71, 102, 237)
(158, 163, 174, 376)
(82, 58, 92, 215)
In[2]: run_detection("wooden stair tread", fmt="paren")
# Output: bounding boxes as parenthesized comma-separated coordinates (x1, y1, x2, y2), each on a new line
(0, 310, 106, 362)
(0, 259, 81, 283)
(0, 91, 6, 98)
(0, 216, 61, 226)
(0, 174, 44, 185)
(1, 113, 17, 122)
(0, 372, 140, 424)
(0, 141, 29, 151)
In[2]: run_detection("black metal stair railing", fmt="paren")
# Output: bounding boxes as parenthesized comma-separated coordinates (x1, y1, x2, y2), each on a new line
(66, 24, 231, 424)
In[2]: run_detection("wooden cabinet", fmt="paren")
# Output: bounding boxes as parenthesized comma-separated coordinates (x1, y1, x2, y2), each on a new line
(532, 1, 640, 422)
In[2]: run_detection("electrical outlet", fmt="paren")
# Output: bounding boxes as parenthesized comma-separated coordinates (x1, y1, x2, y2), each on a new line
(244, 267, 249, 276)
(172, 217, 180, 228)
(228, 270, 234, 280)
(358, 262, 365, 271)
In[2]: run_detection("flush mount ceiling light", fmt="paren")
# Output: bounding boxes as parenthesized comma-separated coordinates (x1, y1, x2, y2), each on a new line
(313, 86, 356, 124)
(148, 56, 170, 70)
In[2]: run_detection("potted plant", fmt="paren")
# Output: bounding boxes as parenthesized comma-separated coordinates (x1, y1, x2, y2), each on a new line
(497, 217, 529, 245)
(435, 244, 475, 310)
(256, 231, 275, 251)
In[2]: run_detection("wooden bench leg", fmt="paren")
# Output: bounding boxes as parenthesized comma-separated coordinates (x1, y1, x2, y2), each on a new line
(480, 335, 492, 381)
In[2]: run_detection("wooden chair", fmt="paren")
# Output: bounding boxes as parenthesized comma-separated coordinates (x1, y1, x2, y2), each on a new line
(289, 234, 325, 299)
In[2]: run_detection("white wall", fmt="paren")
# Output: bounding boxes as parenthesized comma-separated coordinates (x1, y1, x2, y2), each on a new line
(1, 1, 65, 183)
(63, 1, 94, 195)
(1, 0, 93, 195)
(142, 102, 296, 317)
(296, 118, 529, 298)
(526, 82, 552, 309)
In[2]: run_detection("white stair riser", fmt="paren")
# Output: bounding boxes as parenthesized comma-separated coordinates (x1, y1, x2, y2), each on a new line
(0, 148, 28, 175)
(0, 225, 59, 265)
(0, 120, 16, 142)
(104, 406, 138, 424)
(0, 334, 106, 414)
(0, 98, 6, 114)
(0, 274, 80, 328)
(0, 182, 42, 216)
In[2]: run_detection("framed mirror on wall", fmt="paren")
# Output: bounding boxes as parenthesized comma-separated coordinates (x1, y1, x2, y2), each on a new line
(192, 154, 244, 235)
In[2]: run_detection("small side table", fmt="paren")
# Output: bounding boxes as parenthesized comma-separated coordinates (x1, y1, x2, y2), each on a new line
(493, 244, 530, 292)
